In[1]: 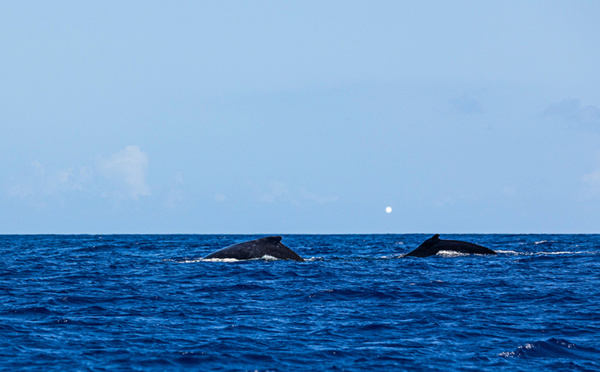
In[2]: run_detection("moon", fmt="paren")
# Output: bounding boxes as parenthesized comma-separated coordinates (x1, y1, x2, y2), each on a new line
(385, 206, 392, 214)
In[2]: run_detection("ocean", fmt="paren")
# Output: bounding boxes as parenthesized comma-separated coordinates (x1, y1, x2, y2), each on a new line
(1, 234, 599, 371)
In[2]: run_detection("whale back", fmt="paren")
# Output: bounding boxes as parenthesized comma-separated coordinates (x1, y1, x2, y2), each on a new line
(404, 234, 496, 257)
(204, 236, 304, 261)
(404, 234, 442, 257)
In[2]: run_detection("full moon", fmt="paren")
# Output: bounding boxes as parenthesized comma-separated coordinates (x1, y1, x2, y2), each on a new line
(385, 206, 392, 213)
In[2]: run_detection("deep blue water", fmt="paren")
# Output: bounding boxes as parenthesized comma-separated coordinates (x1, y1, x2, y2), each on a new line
(1, 234, 600, 371)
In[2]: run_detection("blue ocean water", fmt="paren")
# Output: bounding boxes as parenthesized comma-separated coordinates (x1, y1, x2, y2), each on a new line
(1, 234, 599, 371)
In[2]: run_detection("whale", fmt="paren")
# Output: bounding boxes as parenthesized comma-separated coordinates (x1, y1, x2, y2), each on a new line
(203, 236, 304, 262)
(404, 234, 496, 257)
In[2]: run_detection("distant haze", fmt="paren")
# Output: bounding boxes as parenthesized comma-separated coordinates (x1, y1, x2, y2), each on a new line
(2, 2, 599, 234)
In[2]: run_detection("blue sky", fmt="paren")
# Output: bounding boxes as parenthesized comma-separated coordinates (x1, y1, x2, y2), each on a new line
(2, 1, 600, 234)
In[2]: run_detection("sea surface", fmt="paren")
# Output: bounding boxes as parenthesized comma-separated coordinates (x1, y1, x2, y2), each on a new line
(1, 234, 599, 371)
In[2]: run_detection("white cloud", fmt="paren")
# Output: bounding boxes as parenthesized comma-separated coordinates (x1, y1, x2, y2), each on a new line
(100, 145, 150, 200)
(45, 167, 92, 194)
(255, 181, 290, 203)
(501, 186, 517, 197)
(582, 153, 600, 199)
(164, 188, 184, 208)
(7, 183, 35, 199)
(450, 95, 483, 114)
(544, 99, 600, 127)
(214, 193, 227, 202)
(6, 146, 151, 205)
(164, 172, 185, 208)
(298, 188, 340, 204)
(583, 169, 600, 194)
(583, 169, 600, 185)
(250, 181, 339, 205)
(6, 162, 92, 200)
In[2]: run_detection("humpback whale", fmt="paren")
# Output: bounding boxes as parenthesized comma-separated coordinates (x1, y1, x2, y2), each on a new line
(204, 236, 304, 262)
(404, 234, 496, 257)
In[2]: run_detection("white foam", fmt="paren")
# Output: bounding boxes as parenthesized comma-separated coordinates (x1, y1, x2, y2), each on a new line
(436, 250, 468, 257)
(537, 251, 587, 255)
(179, 258, 204, 263)
(201, 258, 241, 263)
(203, 255, 294, 262)
(173, 255, 316, 263)
(163, 258, 204, 263)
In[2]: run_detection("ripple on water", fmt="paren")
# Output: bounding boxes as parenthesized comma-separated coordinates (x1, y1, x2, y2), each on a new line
(1, 234, 600, 371)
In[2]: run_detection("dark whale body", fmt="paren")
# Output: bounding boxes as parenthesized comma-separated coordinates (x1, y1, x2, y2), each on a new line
(404, 234, 496, 257)
(204, 236, 304, 262)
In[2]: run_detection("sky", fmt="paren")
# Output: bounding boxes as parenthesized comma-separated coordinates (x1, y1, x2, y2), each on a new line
(2, 1, 600, 234)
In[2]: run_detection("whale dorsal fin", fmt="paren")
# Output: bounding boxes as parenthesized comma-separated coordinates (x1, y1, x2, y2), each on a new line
(432, 234, 440, 240)
(263, 236, 283, 244)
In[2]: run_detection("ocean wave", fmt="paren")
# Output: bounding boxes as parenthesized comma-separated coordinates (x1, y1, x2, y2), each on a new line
(181, 250, 598, 263)
(307, 288, 397, 301)
(495, 250, 518, 254)
(499, 338, 600, 360)
(3, 234, 600, 371)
